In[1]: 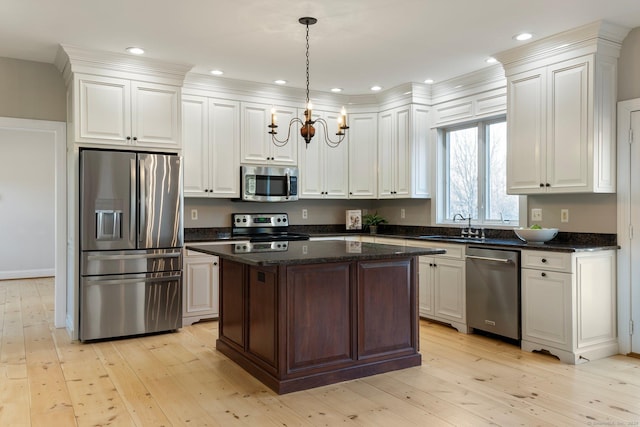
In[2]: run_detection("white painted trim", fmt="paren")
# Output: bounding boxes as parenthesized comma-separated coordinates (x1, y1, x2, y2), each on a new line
(0, 117, 67, 329)
(616, 98, 639, 354)
(0, 269, 55, 280)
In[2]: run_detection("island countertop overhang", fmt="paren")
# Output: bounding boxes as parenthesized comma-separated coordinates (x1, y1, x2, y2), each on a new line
(186, 240, 446, 266)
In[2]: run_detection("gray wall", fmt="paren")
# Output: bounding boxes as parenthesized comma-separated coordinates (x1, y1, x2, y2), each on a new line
(618, 27, 640, 102)
(0, 57, 66, 121)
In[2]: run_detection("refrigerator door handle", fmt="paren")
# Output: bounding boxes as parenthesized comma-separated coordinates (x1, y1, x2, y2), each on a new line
(86, 252, 181, 261)
(139, 157, 146, 243)
(130, 158, 136, 243)
(83, 273, 181, 286)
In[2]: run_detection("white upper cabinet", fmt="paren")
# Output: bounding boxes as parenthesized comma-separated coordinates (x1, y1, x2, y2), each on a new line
(182, 95, 240, 198)
(76, 74, 180, 148)
(348, 113, 378, 199)
(377, 105, 431, 199)
(378, 106, 411, 198)
(298, 110, 349, 199)
(497, 21, 628, 195)
(241, 102, 297, 165)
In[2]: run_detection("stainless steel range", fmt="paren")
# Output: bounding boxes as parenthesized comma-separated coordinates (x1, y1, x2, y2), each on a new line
(231, 213, 310, 242)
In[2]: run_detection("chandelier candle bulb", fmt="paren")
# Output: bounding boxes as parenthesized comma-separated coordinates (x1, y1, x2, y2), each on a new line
(271, 108, 276, 126)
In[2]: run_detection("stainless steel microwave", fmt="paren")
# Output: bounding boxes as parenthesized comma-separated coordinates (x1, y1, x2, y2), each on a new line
(241, 165, 299, 202)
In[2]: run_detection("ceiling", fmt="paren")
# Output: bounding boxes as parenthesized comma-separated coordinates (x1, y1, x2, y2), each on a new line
(3, 0, 640, 95)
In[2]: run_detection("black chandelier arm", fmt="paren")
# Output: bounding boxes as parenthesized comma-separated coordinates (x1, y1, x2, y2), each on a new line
(314, 118, 348, 148)
(270, 117, 305, 147)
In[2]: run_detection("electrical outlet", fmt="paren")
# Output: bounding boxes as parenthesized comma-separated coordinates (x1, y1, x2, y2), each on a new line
(302, 208, 308, 219)
(400, 208, 406, 219)
(531, 208, 542, 221)
(561, 209, 569, 223)
(191, 209, 198, 220)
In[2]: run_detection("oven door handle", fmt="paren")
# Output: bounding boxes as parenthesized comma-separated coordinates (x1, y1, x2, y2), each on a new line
(465, 255, 512, 264)
(82, 273, 181, 286)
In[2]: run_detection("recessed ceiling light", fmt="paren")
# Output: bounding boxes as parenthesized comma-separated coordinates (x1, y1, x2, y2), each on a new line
(331, 88, 343, 93)
(370, 85, 382, 91)
(424, 79, 434, 84)
(126, 47, 145, 55)
(274, 79, 287, 85)
(486, 57, 498, 64)
(514, 32, 533, 41)
(210, 69, 224, 76)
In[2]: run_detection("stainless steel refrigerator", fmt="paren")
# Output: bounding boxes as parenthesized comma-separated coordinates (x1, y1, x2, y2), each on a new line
(79, 149, 183, 341)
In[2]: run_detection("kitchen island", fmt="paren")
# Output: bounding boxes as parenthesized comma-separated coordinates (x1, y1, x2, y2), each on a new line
(187, 240, 445, 394)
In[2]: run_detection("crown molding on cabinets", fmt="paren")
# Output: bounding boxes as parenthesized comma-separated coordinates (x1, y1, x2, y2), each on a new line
(494, 20, 630, 77)
(55, 44, 192, 86)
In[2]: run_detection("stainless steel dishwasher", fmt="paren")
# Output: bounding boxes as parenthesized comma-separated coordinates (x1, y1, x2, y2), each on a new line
(465, 246, 520, 340)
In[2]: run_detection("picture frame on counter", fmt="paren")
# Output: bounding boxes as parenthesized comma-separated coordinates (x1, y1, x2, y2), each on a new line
(346, 210, 362, 230)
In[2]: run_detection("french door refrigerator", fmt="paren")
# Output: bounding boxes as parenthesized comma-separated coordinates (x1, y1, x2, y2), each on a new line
(79, 149, 183, 341)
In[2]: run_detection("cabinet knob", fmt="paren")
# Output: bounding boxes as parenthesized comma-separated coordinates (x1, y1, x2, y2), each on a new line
(541, 258, 547, 263)
(539, 183, 544, 187)
(541, 272, 547, 277)
(545, 183, 550, 187)
(126, 136, 131, 141)
(133, 136, 138, 141)
(214, 262, 218, 266)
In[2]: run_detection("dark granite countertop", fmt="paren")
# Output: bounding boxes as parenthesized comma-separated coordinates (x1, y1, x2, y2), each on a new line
(186, 240, 446, 266)
(185, 225, 618, 253)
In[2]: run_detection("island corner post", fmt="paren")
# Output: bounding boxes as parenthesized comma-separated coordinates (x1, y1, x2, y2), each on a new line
(215, 254, 423, 394)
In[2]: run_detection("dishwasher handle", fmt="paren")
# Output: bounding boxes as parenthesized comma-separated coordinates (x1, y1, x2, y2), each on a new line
(465, 254, 513, 264)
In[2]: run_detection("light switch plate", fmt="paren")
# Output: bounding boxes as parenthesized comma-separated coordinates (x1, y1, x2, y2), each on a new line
(561, 209, 569, 223)
(531, 208, 542, 221)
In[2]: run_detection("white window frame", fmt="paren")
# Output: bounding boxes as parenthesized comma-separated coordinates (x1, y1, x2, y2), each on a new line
(435, 116, 526, 228)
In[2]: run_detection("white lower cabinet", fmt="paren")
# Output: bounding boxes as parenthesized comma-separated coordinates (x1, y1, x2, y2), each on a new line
(183, 248, 219, 326)
(521, 249, 618, 364)
(407, 241, 468, 333)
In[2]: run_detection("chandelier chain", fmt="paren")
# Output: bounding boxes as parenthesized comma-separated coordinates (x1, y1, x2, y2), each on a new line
(305, 23, 310, 105)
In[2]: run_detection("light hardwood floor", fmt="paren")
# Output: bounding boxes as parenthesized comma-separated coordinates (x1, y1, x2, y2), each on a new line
(2, 277, 640, 426)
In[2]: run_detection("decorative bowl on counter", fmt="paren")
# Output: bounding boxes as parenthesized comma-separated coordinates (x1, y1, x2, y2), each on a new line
(513, 227, 559, 243)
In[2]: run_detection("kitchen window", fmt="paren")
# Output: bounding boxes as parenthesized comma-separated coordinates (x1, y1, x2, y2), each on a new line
(439, 117, 519, 226)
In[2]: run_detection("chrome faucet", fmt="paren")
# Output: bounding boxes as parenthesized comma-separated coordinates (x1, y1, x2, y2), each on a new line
(453, 213, 484, 239)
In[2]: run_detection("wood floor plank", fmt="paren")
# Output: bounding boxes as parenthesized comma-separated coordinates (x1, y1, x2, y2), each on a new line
(3, 277, 640, 427)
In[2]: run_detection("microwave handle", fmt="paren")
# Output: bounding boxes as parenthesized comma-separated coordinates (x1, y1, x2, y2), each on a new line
(286, 172, 291, 198)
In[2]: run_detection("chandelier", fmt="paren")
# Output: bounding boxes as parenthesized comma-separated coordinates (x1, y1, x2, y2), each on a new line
(268, 17, 349, 148)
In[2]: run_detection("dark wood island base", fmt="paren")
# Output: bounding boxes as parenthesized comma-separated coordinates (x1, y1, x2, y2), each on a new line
(217, 257, 421, 394)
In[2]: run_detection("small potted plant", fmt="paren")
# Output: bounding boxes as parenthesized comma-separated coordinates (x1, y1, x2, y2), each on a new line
(363, 212, 387, 234)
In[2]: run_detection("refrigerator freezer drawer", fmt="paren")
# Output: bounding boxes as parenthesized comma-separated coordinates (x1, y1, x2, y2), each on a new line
(81, 248, 182, 276)
(80, 271, 182, 341)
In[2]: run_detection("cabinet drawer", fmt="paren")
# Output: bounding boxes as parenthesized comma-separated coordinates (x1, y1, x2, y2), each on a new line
(521, 250, 572, 273)
(405, 241, 465, 260)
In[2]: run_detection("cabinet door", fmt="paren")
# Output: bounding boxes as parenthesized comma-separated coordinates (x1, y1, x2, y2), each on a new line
(546, 57, 590, 192)
(184, 255, 218, 320)
(209, 99, 240, 196)
(507, 69, 546, 194)
(348, 113, 378, 198)
(521, 268, 572, 349)
(433, 258, 465, 323)
(182, 95, 209, 196)
(242, 103, 298, 165)
(395, 107, 411, 197)
(377, 110, 395, 198)
(322, 110, 349, 198)
(298, 110, 324, 198)
(418, 256, 434, 317)
(241, 102, 272, 163)
(131, 82, 180, 147)
(411, 105, 431, 198)
(270, 106, 298, 165)
(77, 75, 131, 144)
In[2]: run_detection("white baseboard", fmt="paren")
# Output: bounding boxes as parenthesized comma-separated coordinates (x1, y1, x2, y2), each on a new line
(0, 269, 55, 280)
